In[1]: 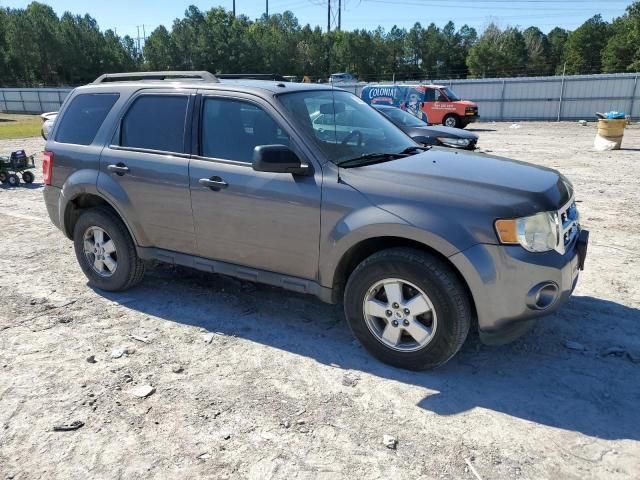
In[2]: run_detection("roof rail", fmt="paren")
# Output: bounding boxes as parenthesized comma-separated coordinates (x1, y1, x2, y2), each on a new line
(92, 71, 219, 84)
(216, 73, 287, 82)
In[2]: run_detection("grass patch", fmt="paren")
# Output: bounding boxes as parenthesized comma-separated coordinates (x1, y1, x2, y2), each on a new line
(0, 113, 42, 140)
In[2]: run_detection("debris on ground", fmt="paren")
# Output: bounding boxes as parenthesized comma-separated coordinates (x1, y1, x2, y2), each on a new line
(564, 340, 586, 351)
(86, 355, 97, 364)
(171, 364, 184, 373)
(602, 346, 627, 357)
(130, 385, 156, 398)
(203, 333, 215, 344)
(197, 453, 211, 460)
(342, 373, 359, 387)
(383, 435, 397, 449)
(578, 120, 588, 126)
(52, 421, 84, 432)
(464, 457, 484, 480)
(110, 346, 134, 358)
(510, 124, 521, 129)
(129, 335, 151, 344)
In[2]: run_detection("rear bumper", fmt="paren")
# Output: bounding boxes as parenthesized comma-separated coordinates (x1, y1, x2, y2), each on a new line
(43, 185, 63, 231)
(450, 232, 586, 345)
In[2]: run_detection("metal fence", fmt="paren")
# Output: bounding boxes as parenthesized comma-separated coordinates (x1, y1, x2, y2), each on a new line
(346, 72, 640, 121)
(2, 72, 639, 120)
(0, 88, 72, 114)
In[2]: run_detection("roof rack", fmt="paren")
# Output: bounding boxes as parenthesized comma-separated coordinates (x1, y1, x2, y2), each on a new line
(216, 73, 287, 82)
(92, 71, 219, 84)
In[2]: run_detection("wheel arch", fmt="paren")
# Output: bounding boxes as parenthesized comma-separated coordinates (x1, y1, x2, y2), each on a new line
(330, 236, 478, 323)
(61, 191, 138, 245)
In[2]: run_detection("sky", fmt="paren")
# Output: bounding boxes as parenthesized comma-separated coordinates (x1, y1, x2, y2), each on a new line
(0, 0, 634, 39)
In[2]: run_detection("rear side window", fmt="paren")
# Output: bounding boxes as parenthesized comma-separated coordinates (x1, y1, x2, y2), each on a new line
(121, 95, 189, 153)
(55, 93, 119, 145)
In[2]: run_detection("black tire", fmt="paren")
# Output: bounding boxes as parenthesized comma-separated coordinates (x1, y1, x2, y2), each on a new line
(22, 171, 35, 184)
(344, 248, 471, 370)
(7, 173, 19, 187)
(443, 114, 461, 129)
(0, 172, 7, 183)
(73, 207, 145, 291)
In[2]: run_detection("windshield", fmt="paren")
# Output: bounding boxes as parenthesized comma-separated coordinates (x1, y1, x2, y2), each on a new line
(278, 90, 415, 166)
(380, 107, 427, 127)
(442, 87, 461, 101)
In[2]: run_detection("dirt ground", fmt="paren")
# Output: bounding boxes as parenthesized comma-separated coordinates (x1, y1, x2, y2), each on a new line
(1, 122, 639, 480)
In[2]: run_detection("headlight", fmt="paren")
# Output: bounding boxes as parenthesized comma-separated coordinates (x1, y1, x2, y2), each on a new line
(495, 212, 559, 252)
(437, 137, 470, 148)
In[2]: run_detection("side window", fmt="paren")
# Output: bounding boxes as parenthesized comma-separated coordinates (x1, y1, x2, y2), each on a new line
(55, 93, 119, 145)
(201, 98, 290, 162)
(424, 89, 436, 102)
(434, 90, 445, 102)
(120, 95, 189, 153)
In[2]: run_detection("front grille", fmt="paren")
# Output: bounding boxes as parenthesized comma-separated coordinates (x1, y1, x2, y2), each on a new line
(556, 198, 579, 254)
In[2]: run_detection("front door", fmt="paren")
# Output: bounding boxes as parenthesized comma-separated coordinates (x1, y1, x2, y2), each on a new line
(99, 91, 197, 253)
(189, 93, 322, 280)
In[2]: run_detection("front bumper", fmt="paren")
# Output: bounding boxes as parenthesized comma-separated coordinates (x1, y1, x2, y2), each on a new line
(463, 114, 479, 124)
(450, 230, 588, 345)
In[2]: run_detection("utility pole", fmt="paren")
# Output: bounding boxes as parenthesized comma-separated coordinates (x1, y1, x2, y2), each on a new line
(338, 0, 341, 31)
(233, 0, 236, 17)
(266, 0, 269, 16)
(327, 0, 331, 33)
(136, 25, 141, 54)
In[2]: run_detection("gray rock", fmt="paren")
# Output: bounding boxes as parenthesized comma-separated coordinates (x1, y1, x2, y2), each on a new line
(130, 385, 155, 398)
(564, 340, 586, 351)
(111, 346, 134, 358)
(383, 434, 397, 449)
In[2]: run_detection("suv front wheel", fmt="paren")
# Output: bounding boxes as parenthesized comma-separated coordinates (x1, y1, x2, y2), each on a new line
(73, 207, 145, 291)
(344, 248, 471, 370)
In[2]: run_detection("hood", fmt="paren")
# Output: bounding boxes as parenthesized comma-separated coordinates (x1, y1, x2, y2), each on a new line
(403, 125, 478, 140)
(339, 148, 572, 219)
(458, 100, 477, 107)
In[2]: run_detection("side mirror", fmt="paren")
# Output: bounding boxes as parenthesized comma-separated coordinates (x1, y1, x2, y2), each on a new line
(252, 145, 311, 175)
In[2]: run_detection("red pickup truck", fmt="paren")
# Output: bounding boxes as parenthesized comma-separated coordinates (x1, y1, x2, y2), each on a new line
(361, 84, 479, 129)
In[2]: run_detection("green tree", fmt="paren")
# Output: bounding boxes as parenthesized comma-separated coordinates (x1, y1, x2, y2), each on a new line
(467, 24, 527, 78)
(562, 15, 609, 74)
(523, 26, 551, 76)
(602, 2, 640, 73)
(547, 27, 569, 73)
(144, 26, 178, 70)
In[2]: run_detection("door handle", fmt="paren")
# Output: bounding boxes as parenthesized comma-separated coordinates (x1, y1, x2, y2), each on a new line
(199, 176, 228, 190)
(107, 163, 129, 175)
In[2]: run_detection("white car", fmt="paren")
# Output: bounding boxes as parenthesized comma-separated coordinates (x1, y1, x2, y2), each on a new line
(41, 111, 58, 140)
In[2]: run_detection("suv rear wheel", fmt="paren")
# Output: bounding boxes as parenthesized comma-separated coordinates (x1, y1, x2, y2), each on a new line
(344, 248, 471, 370)
(73, 207, 145, 291)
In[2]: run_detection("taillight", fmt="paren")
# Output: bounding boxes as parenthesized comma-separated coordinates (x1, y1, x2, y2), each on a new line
(43, 151, 53, 185)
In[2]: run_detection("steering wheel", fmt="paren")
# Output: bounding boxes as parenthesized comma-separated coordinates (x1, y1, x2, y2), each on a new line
(341, 130, 363, 146)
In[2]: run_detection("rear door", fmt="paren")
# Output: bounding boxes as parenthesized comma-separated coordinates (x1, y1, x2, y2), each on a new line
(99, 90, 197, 253)
(188, 91, 322, 280)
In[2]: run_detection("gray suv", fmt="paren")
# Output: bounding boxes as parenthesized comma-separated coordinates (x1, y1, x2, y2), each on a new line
(43, 71, 589, 370)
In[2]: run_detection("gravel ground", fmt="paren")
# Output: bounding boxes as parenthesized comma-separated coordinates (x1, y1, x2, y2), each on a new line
(1, 122, 639, 480)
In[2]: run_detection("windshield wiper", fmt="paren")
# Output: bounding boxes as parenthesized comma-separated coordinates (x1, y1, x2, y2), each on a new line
(338, 152, 406, 167)
(338, 146, 430, 168)
(399, 145, 430, 154)
(338, 152, 405, 168)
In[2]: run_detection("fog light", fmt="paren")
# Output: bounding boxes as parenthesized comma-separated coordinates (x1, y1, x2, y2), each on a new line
(526, 282, 559, 310)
